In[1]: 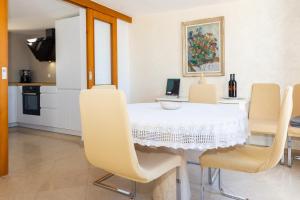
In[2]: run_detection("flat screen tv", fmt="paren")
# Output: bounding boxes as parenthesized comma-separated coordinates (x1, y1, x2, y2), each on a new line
(166, 79, 180, 96)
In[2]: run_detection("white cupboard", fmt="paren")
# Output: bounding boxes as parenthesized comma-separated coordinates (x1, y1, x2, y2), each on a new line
(56, 90, 81, 132)
(8, 86, 18, 126)
(15, 86, 81, 135)
(56, 16, 83, 90)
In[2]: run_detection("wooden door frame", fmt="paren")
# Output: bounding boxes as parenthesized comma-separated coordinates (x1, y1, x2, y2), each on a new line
(0, 0, 8, 176)
(64, 0, 132, 23)
(86, 9, 118, 89)
(64, 0, 132, 89)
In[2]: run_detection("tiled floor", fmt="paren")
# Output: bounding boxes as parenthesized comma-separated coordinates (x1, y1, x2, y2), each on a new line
(0, 127, 300, 200)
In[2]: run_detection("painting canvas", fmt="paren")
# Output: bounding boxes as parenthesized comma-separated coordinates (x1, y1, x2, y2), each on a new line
(182, 17, 224, 76)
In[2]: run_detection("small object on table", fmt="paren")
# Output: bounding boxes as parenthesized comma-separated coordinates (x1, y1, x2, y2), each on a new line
(228, 73, 237, 97)
(198, 72, 207, 84)
(290, 116, 300, 127)
(165, 79, 180, 96)
(160, 101, 182, 110)
(156, 96, 188, 102)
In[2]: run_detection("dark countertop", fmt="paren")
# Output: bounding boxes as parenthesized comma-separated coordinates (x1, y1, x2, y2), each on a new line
(8, 82, 56, 86)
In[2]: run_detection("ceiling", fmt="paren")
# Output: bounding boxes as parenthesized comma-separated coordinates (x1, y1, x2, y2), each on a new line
(9, 0, 79, 31)
(93, 0, 236, 16)
(9, 0, 234, 31)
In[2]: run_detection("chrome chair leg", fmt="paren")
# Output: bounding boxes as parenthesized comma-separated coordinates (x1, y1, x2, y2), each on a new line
(208, 168, 219, 185)
(287, 136, 292, 167)
(218, 170, 249, 200)
(280, 151, 285, 165)
(200, 167, 205, 200)
(94, 173, 137, 199)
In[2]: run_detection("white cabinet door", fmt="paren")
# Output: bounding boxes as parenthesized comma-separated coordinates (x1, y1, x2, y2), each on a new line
(56, 16, 82, 90)
(56, 89, 81, 133)
(41, 108, 57, 127)
(8, 86, 18, 124)
(40, 94, 57, 109)
(40, 86, 57, 94)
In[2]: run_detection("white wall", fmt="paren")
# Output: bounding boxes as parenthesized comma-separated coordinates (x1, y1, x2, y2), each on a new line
(129, 0, 300, 103)
(8, 33, 32, 82)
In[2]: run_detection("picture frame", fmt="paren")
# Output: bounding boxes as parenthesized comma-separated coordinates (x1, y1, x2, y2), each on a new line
(182, 16, 225, 77)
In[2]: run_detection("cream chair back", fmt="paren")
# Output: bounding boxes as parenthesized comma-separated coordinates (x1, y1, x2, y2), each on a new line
(92, 85, 116, 89)
(292, 84, 300, 117)
(260, 87, 293, 170)
(80, 89, 146, 182)
(189, 84, 217, 104)
(249, 83, 280, 121)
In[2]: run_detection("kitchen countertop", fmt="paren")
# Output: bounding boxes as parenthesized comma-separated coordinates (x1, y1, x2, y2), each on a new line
(9, 82, 56, 86)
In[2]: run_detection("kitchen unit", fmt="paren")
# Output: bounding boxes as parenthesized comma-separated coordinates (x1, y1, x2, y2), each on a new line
(9, 84, 81, 136)
(8, 12, 86, 136)
(8, 8, 130, 137)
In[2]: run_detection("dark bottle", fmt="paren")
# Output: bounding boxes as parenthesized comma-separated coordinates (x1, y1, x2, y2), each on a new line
(232, 74, 237, 98)
(228, 74, 233, 97)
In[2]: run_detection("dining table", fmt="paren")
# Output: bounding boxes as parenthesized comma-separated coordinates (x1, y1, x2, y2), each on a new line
(127, 102, 249, 200)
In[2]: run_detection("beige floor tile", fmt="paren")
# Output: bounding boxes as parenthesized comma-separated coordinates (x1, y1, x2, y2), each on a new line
(1, 127, 300, 200)
(35, 186, 86, 200)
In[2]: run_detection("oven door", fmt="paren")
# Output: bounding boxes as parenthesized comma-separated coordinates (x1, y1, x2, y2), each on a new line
(23, 92, 40, 116)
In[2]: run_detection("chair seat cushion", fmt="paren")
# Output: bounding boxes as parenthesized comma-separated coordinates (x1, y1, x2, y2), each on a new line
(288, 126, 300, 137)
(200, 145, 272, 173)
(136, 148, 182, 183)
(249, 119, 277, 135)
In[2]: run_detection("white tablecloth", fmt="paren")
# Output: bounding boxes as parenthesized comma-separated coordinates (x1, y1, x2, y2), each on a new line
(127, 103, 249, 200)
(128, 103, 249, 150)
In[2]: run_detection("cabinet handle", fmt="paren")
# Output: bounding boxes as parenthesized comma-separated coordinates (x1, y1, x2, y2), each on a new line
(23, 93, 38, 96)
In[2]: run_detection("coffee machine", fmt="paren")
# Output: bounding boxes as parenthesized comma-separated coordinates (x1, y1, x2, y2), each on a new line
(20, 70, 32, 83)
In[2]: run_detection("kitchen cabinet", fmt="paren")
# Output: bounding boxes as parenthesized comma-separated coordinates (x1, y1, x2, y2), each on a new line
(16, 86, 81, 136)
(40, 93, 57, 109)
(12, 12, 87, 136)
(56, 90, 81, 133)
(55, 15, 86, 90)
(8, 86, 18, 126)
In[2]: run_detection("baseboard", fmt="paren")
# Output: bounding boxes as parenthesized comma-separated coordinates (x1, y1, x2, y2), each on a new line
(9, 122, 18, 128)
(16, 123, 82, 137)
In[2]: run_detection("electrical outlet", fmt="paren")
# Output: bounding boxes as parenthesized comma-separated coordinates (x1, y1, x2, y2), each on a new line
(48, 73, 51, 78)
(1, 67, 7, 80)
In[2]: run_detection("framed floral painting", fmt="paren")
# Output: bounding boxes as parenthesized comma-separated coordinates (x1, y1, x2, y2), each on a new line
(182, 16, 225, 76)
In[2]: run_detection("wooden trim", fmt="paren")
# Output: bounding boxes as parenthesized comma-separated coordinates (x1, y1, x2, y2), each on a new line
(111, 18, 118, 87)
(64, 0, 132, 23)
(0, 0, 8, 176)
(86, 9, 95, 89)
(86, 9, 118, 89)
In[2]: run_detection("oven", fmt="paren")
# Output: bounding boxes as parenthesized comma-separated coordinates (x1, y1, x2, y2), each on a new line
(22, 86, 40, 116)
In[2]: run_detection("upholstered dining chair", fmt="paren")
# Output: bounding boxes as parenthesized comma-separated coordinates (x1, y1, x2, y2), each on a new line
(80, 89, 182, 199)
(189, 83, 217, 104)
(92, 84, 116, 89)
(248, 83, 281, 135)
(199, 87, 293, 200)
(287, 84, 300, 167)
